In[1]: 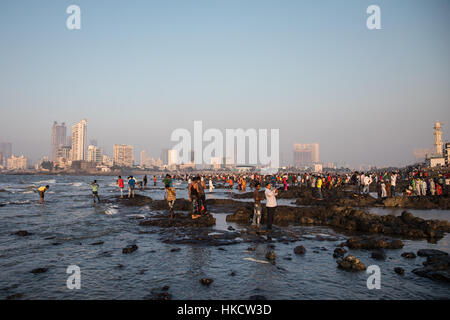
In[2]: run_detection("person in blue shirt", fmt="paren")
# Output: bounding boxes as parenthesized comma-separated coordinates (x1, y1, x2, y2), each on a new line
(128, 176, 137, 198)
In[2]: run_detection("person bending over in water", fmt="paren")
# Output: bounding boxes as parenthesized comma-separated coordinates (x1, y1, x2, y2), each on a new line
(37, 185, 50, 204)
(90, 180, 100, 203)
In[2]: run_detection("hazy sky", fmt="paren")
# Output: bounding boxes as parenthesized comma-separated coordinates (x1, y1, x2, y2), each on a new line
(0, 0, 449, 167)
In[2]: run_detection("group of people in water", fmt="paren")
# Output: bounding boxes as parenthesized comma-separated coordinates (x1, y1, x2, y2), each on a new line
(34, 169, 448, 229)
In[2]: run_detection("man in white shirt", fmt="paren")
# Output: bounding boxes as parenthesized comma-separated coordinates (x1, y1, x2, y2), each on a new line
(363, 175, 372, 194)
(390, 173, 397, 196)
(265, 183, 278, 231)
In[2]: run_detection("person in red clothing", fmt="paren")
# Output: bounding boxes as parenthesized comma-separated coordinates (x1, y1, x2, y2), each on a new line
(436, 183, 443, 196)
(117, 176, 124, 198)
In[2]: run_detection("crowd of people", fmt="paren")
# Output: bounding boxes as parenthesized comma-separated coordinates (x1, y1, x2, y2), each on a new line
(34, 169, 449, 230)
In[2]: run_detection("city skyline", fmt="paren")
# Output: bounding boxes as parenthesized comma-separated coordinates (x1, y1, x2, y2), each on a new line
(1, 0, 449, 167)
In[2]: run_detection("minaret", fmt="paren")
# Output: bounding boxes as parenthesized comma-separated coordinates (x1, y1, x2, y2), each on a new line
(433, 121, 444, 156)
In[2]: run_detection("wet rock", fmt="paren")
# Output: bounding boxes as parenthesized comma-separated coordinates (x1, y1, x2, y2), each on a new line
(342, 236, 403, 250)
(337, 255, 366, 271)
(412, 254, 450, 283)
(218, 247, 226, 251)
(91, 241, 104, 245)
(265, 250, 276, 261)
(333, 248, 347, 258)
(44, 236, 56, 240)
(228, 226, 235, 231)
(371, 249, 387, 261)
(6, 293, 24, 300)
(247, 247, 256, 251)
(31, 267, 48, 274)
(417, 249, 448, 258)
(394, 267, 405, 275)
(14, 230, 32, 237)
(200, 278, 214, 286)
(401, 252, 416, 259)
(122, 244, 138, 254)
(226, 202, 450, 240)
(170, 248, 181, 252)
(230, 271, 236, 276)
(140, 212, 216, 228)
(147, 286, 172, 300)
(293, 245, 306, 255)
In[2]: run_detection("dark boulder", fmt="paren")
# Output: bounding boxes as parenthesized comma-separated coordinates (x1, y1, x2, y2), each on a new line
(31, 268, 48, 274)
(394, 267, 405, 275)
(200, 278, 214, 286)
(333, 247, 347, 258)
(401, 252, 416, 259)
(293, 245, 306, 255)
(122, 245, 138, 254)
(337, 255, 366, 271)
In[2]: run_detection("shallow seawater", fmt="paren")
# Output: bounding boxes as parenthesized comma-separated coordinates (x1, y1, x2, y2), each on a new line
(0, 175, 449, 300)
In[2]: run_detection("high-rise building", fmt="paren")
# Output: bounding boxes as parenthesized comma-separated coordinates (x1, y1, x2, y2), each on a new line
(0, 142, 12, 166)
(113, 144, 134, 167)
(161, 148, 169, 165)
(140, 150, 148, 167)
(51, 122, 67, 162)
(0, 152, 4, 168)
(168, 149, 178, 166)
(87, 145, 102, 164)
(293, 143, 319, 167)
(71, 119, 87, 161)
(433, 121, 444, 156)
(56, 146, 72, 160)
(7, 155, 27, 170)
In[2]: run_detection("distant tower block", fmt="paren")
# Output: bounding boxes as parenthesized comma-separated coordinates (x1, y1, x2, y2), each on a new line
(433, 121, 444, 156)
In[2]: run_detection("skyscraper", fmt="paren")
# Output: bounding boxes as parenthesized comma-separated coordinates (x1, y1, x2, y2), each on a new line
(87, 145, 102, 164)
(51, 121, 67, 162)
(0, 142, 12, 167)
(113, 144, 134, 167)
(161, 148, 169, 165)
(168, 149, 178, 166)
(140, 150, 148, 167)
(71, 119, 87, 161)
(293, 143, 319, 167)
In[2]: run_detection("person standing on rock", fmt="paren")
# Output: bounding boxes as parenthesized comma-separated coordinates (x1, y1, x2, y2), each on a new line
(390, 172, 397, 196)
(253, 183, 264, 229)
(128, 176, 136, 198)
(153, 175, 157, 187)
(316, 176, 323, 199)
(209, 178, 214, 193)
(117, 176, 124, 198)
(188, 178, 200, 219)
(264, 183, 278, 231)
(37, 185, 50, 204)
(363, 175, 372, 194)
(381, 180, 387, 199)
